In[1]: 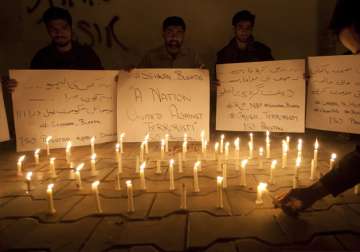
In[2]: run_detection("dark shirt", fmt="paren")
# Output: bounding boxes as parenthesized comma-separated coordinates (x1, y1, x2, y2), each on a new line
(30, 41, 103, 70)
(216, 37, 273, 64)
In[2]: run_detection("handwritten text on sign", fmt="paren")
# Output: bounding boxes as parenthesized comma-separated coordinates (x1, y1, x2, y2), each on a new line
(117, 69, 210, 142)
(0, 86, 10, 142)
(306, 55, 360, 133)
(216, 60, 305, 132)
(10, 70, 118, 152)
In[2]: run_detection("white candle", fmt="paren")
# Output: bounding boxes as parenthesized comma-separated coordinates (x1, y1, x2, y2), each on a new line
(216, 176, 224, 209)
(156, 160, 162, 174)
(140, 162, 146, 191)
(286, 136, 290, 150)
(203, 140, 208, 158)
(183, 133, 188, 143)
(115, 173, 122, 191)
(90, 153, 97, 176)
(248, 141, 253, 159)
(169, 159, 175, 191)
(222, 162, 228, 188)
(182, 141, 187, 160)
(193, 161, 200, 192)
(258, 147, 264, 169)
(140, 141, 145, 162)
(17, 155, 26, 176)
(297, 139, 303, 160)
(65, 141, 72, 165)
(269, 160, 277, 184)
(220, 134, 225, 154)
(180, 183, 187, 210)
(160, 139, 165, 160)
(224, 142, 230, 160)
(265, 131, 271, 159)
(256, 182, 268, 204)
(329, 153, 337, 170)
(178, 153, 183, 173)
(92, 181, 102, 213)
(282, 140, 288, 168)
(144, 134, 149, 154)
(25, 171, 32, 193)
(34, 149, 40, 165)
(310, 159, 316, 180)
(240, 159, 248, 186)
(126, 180, 135, 213)
(90, 136, 95, 155)
(46, 136, 52, 156)
(116, 144, 123, 174)
(165, 134, 169, 153)
(75, 163, 84, 189)
(234, 137, 240, 160)
(49, 157, 57, 178)
(47, 183, 56, 214)
(119, 132, 125, 153)
(249, 133, 254, 147)
(295, 157, 301, 178)
(313, 139, 319, 169)
(214, 142, 219, 161)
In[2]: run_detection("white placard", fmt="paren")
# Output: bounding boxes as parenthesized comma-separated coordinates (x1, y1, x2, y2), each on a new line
(306, 55, 360, 134)
(216, 60, 306, 132)
(117, 69, 210, 142)
(10, 70, 118, 152)
(0, 86, 10, 142)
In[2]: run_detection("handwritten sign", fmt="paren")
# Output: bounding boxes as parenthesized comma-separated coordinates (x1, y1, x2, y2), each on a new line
(216, 60, 305, 132)
(10, 70, 118, 152)
(117, 69, 210, 142)
(306, 55, 360, 133)
(0, 86, 10, 142)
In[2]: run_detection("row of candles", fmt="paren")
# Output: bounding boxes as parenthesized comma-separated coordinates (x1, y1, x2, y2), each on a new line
(15, 131, 359, 215)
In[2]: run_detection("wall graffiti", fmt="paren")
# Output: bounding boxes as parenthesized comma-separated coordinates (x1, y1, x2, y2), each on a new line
(26, 0, 127, 50)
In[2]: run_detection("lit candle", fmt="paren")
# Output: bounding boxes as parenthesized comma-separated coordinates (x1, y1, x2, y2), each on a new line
(126, 180, 135, 213)
(214, 142, 219, 161)
(248, 141, 253, 159)
(265, 131, 271, 159)
(297, 139, 303, 160)
(17, 155, 26, 176)
(178, 153, 183, 173)
(90, 153, 98, 176)
(115, 173, 122, 191)
(34, 149, 40, 165)
(222, 162, 228, 188)
(234, 137, 240, 160)
(75, 163, 84, 189)
(160, 139, 165, 160)
(286, 136, 291, 150)
(92, 181, 102, 213)
(180, 183, 187, 210)
(240, 159, 248, 186)
(183, 133, 188, 143)
(46, 136, 52, 156)
(90, 136, 96, 155)
(182, 140, 187, 160)
(256, 182, 268, 204)
(224, 142, 230, 160)
(282, 140, 288, 168)
(140, 162, 146, 191)
(169, 159, 175, 191)
(203, 140, 208, 158)
(310, 159, 316, 180)
(329, 153, 337, 170)
(216, 176, 224, 209)
(119, 132, 125, 153)
(269, 160, 277, 184)
(140, 141, 145, 162)
(295, 157, 301, 178)
(144, 134, 149, 154)
(249, 133, 254, 147)
(115, 143, 123, 174)
(220, 134, 225, 153)
(46, 183, 56, 214)
(193, 161, 200, 192)
(258, 147, 264, 169)
(165, 134, 169, 153)
(156, 160, 162, 174)
(65, 141, 72, 165)
(313, 139, 319, 169)
(135, 155, 140, 173)
(25, 171, 32, 193)
(49, 157, 57, 178)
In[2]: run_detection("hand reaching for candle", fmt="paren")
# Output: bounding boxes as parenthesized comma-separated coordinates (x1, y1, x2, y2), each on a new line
(1, 76, 18, 93)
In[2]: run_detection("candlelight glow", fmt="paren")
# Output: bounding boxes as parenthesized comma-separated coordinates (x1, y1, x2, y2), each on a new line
(271, 160, 277, 169)
(92, 180, 100, 189)
(259, 147, 264, 155)
(331, 153, 337, 160)
(314, 139, 319, 149)
(76, 163, 84, 172)
(18, 155, 26, 163)
(91, 153, 96, 161)
(296, 157, 301, 167)
(115, 143, 120, 151)
(26, 171, 33, 181)
(91, 136, 95, 144)
(126, 180, 132, 187)
(140, 161, 146, 170)
(241, 159, 248, 167)
(46, 136, 52, 144)
(66, 141, 72, 151)
(217, 176, 223, 184)
(258, 182, 268, 192)
(169, 159, 174, 166)
(47, 183, 54, 191)
(215, 142, 219, 151)
(35, 149, 40, 155)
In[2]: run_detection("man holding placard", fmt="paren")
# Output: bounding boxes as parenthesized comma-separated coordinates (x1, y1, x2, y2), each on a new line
(275, 0, 360, 217)
(138, 16, 204, 68)
(216, 10, 273, 64)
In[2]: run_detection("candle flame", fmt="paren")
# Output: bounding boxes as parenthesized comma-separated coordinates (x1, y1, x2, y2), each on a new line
(314, 139, 319, 149)
(217, 176, 223, 184)
(241, 159, 248, 167)
(169, 159, 175, 166)
(90, 136, 95, 144)
(215, 142, 219, 150)
(34, 149, 40, 155)
(18, 155, 26, 163)
(259, 147, 264, 154)
(249, 133, 253, 138)
(50, 157, 56, 162)
(140, 161, 146, 170)
(91, 153, 97, 161)
(126, 180, 132, 187)
(120, 132, 125, 139)
(258, 182, 268, 192)
(92, 180, 100, 189)
(47, 183, 54, 191)
(266, 130, 270, 137)
(296, 157, 301, 167)
(331, 153, 337, 160)
(161, 139, 165, 146)
(201, 130, 205, 137)
(194, 161, 201, 169)
(271, 160, 277, 169)
(66, 141, 72, 150)
(76, 163, 84, 172)
(115, 143, 120, 150)
(46, 136, 52, 144)
(234, 137, 240, 146)
(26, 171, 33, 181)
